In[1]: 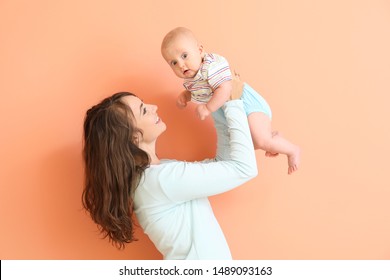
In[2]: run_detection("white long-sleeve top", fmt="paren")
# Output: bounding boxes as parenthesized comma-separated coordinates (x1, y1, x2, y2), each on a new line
(134, 100, 258, 259)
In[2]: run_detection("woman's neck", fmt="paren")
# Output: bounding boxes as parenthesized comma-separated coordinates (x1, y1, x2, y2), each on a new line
(139, 143, 160, 165)
(149, 155, 160, 165)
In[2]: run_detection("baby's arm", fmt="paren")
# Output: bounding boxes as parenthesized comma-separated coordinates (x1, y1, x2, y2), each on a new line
(196, 80, 232, 120)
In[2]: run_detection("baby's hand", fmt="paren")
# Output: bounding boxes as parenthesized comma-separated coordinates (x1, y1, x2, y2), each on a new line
(176, 90, 191, 109)
(196, 104, 211, 120)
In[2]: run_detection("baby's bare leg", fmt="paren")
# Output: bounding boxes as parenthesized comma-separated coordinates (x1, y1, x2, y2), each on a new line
(265, 131, 280, 157)
(248, 112, 300, 174)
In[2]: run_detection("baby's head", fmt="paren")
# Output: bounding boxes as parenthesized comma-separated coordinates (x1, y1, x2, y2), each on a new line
(161, 27, 204, 79)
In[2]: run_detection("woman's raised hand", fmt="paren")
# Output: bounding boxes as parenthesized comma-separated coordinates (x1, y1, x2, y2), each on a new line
(230, 70, 244, 100)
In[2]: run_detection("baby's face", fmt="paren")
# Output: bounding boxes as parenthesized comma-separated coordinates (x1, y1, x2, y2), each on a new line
(162, 35, 204, 79)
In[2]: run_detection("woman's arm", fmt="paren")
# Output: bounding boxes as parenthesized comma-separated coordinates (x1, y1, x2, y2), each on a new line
(159, 99, 257, 202)
(212, 74, 245, 162)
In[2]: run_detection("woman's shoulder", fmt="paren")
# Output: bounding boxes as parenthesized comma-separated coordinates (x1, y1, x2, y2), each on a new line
(147, 159, 180, 169)
(137, 160, 182, 194)
(138, 160, 193, 197)
(145, 159, 214, 176)
(145, 159, 183, 175)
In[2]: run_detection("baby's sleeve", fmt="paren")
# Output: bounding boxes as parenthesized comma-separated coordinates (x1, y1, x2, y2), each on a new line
(206, 54, 232, 90)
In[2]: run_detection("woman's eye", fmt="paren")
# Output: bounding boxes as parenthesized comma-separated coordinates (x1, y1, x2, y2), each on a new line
(143, 107, 147, 114)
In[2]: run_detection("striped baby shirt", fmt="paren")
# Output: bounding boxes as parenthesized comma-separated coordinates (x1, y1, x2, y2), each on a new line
(183, 53, 232, 103)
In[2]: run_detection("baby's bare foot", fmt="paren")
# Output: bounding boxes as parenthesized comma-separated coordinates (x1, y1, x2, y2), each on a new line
(287, 146, 301, 175)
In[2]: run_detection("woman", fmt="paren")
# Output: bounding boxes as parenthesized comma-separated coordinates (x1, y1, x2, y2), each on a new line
(82, 78, 258, 259)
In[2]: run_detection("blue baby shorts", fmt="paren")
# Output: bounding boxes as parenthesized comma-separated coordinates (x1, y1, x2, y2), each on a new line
(241, 83, 272, 119)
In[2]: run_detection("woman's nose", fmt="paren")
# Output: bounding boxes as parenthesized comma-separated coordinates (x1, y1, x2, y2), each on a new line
(149, 105, 157, 113)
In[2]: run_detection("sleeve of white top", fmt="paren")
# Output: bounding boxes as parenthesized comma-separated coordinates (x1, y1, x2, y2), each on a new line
(159, 99, 258, 202)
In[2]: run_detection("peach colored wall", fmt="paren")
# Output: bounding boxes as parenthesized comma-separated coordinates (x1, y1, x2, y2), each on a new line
(1, 0, 389, 259)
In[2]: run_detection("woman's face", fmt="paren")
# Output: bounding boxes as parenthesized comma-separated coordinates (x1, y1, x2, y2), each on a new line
(122, 95, 166, 144)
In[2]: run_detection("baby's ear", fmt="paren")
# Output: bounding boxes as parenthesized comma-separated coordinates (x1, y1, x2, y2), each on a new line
(198, 44, 204, 55)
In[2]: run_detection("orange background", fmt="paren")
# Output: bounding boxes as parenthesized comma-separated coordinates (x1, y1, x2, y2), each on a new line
(1, 0, 390, 259)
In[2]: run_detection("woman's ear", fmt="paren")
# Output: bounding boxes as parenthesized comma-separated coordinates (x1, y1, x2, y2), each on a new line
(132, 133, 141, 145)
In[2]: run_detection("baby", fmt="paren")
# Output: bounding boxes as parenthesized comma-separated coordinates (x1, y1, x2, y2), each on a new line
(161, 27, 300, 174)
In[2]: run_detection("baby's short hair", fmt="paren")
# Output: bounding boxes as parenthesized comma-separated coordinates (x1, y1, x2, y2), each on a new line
(161, 27, 197, 50)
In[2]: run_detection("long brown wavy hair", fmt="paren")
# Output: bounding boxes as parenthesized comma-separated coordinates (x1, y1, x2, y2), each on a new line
(82, 92, 150, 249)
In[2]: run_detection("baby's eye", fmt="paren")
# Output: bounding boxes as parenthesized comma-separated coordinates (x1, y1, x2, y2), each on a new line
(182, 53, 188, 59)
(171, 61, 177, 66)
